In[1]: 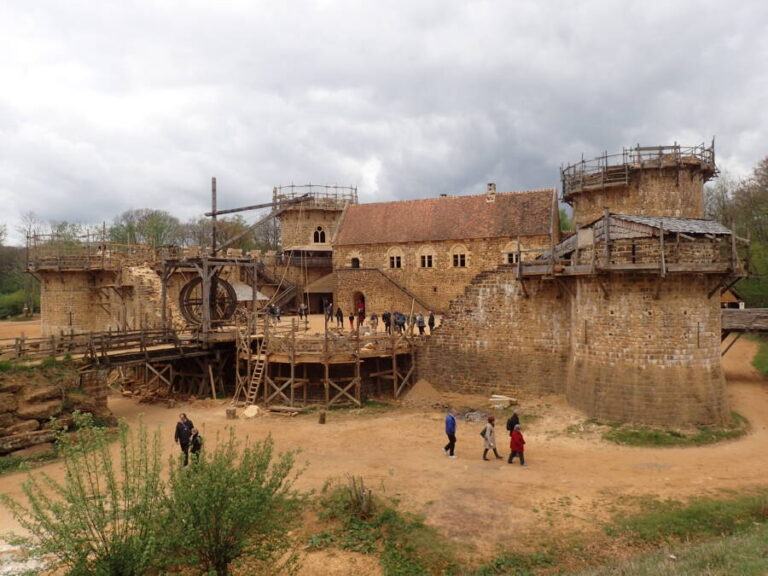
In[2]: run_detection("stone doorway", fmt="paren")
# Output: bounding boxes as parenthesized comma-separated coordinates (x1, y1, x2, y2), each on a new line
(353, 291, 366, 315)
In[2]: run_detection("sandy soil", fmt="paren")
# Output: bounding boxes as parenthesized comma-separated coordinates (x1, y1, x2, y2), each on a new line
(0, 336, 765, 571)
(0, 319, 40, 341)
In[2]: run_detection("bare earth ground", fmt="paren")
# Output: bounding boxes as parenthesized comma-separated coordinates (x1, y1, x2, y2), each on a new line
(0, 319, 40, 341)
(0, 318, 765, 574)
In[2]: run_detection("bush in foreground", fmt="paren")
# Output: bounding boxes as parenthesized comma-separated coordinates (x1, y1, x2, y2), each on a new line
(164, 431, 301, 576)
(1, 417, 164, 576)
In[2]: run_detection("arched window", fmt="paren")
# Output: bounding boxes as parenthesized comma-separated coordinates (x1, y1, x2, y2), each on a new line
(386, 246, 405, 269)
(502, 241, 520, 265)
(313, 226, 326, 243)
(351, 257, 360, 268)
(417, 245, 436, 269)
(450, 244, 469, 268)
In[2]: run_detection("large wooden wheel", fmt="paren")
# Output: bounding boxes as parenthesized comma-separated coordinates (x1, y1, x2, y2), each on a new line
(179, 275, 238, 326)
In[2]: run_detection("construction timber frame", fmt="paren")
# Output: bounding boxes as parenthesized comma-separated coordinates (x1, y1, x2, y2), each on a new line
(233, 315, 419, 408)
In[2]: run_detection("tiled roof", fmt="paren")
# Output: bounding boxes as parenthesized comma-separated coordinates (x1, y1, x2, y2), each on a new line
(334, 189, 555, 246)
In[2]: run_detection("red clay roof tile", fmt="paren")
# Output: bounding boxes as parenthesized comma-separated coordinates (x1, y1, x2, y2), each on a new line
(334, 189, 555, 246)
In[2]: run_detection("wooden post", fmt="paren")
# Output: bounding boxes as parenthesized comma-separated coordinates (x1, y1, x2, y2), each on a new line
(208, 364, 217, 400)
(290, 319, 296, 406)
(603, 208, 610, 266)
(211, 177, 217, 255)
(659, 222, 666, 277)
(160, 261, 168, 332)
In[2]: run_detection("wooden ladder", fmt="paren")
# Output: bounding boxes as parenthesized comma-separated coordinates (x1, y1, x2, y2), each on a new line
(244, 341, 265, 406)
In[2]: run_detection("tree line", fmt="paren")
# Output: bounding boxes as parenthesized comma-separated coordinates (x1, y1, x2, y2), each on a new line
(704, 156, 768, 306)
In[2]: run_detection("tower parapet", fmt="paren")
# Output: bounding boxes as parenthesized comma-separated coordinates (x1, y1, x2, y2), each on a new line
(562, 142, 716, 228)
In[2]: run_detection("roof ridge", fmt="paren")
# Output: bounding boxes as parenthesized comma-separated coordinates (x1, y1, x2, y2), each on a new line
(351, 187, 555, 208)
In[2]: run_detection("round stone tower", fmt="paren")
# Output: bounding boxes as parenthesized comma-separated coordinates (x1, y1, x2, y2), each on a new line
(562, 142, 716, 228)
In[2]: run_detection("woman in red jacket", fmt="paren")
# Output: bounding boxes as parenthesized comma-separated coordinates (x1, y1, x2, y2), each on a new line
(509, 424, 526, 466)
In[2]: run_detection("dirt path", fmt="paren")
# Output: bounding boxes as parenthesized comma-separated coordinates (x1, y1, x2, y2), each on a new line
(0, 338, 765, 564)
(0, 319, 40, 341)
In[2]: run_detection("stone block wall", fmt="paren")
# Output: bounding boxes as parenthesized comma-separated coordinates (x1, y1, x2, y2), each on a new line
(279, 208, 345, 250)
(334, 268, 430, 316)
(417, 267, 571, 396)
(334, 235, 551, 312)
(572, 167, 705, 228)
(39, 271, 119, 335)
(567, 275, 727, 426)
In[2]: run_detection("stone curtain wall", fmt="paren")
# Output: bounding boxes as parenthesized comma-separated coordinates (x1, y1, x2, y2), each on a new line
(572, 168, 704, 228)
(418, 265, 728, 426)
(417, 268, 571, 396)
(567, 275, 727, 425)
(333, 235, 551, 313)
(279, 208, 345, 250)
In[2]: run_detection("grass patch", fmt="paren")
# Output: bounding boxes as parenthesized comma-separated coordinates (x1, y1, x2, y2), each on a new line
(309, 476, 458, 575)
(607, 491, 768, 544)
(753, 336, 768, 377)
(602, 412, 749, 447)
(582, 522, 768, 575)
(472, 551, 554, 575)
(0, 450, 59, 476)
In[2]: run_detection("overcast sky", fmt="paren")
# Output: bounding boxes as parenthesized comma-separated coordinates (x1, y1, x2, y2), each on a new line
(1, 1, 767, 244)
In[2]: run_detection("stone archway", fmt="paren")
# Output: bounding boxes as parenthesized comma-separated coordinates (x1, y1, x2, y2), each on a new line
(353, 291, 366, 315)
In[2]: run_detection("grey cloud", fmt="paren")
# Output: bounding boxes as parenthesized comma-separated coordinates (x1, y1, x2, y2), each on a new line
(1, 0, 767, 243)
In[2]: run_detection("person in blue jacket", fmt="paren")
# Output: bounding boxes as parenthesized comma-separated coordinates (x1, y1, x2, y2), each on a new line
(444, 409, 458, 458)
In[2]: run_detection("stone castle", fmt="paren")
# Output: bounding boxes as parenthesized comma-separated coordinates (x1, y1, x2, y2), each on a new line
(29, 141, 743, 427)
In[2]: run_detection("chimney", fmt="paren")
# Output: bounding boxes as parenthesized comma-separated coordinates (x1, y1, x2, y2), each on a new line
(486, 182, 496, 203)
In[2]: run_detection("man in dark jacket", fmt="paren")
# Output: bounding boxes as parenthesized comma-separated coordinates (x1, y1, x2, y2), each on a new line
(174, 413, 194, 466)
(443, 409, 457, 458)
(382, 311, 391, 334)
(335, 307, 344, 328)
(428, 311, 436, 334)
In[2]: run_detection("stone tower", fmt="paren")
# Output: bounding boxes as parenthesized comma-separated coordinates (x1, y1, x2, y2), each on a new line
(274, 185, 357, 251)
(562, 142, 716, 228)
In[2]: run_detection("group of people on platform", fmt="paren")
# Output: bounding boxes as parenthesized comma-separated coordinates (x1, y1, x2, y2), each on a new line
(323, 301, 437, 335)
(444, 409, 527, 465)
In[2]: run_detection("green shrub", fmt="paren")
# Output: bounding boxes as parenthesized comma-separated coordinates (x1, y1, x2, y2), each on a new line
(0, 419, 165, 576)
(0, 289, 26, 318)
(164, 431, 301, 576)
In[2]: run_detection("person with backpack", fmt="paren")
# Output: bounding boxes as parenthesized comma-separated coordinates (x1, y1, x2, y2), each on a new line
(509, 424, 526, 466)
(443, 409, 458, 459)
(481, 415, 502, 461)
(189, 428, 203, 462)
(506, 412, 520, 434)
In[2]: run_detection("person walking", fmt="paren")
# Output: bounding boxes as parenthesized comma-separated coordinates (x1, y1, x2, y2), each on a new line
(382, 311, 391, 334)
(326, 302, 334, 323)
(481, 416, 503, 461)
(416, 312, 426, 335)
(506, 412, 520, 434)
(428, 311, 435, 334)
(357, 307, 366, 330)
(509, 424, 526, 466)
(298, 303, 307, 320)
(348, 311, 355, 331)
(275, 305, 282, 323)
(174, 413, 195, 466)
(444, 409, 457, 459)
(370, 312, 379, 332)
(189, 428, 203, 462)
(335, 307, 343, 328)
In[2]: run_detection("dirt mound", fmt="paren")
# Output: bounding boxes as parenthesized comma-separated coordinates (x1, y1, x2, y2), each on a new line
(401, 378, 445, 407)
